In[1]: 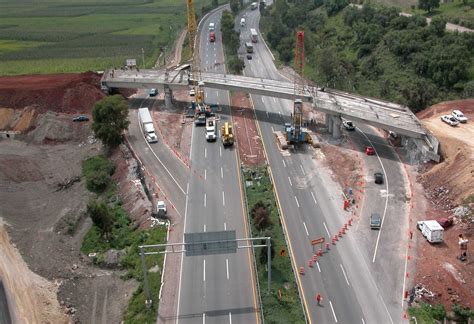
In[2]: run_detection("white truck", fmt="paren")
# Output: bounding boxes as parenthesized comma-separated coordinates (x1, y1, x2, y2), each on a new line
(251, 2, 258, 10)
(417, 220, 444, 243)
(138, 107, 158, 143)
(205, 117, 217, 142)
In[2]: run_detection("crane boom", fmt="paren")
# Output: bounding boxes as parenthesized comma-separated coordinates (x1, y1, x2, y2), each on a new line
(186, 0, 205, 107)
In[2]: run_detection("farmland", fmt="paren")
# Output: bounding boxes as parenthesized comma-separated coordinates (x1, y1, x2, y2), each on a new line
(0, 0, 216, 75)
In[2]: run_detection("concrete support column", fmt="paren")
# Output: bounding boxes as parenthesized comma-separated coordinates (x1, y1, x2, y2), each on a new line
(332, 116, 341, 139)
(327, 114, 333, 133)
(164, 85, 173, 110)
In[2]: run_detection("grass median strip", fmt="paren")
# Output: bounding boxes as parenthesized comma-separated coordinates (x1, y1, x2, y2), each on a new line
(242, 166, 305, 323)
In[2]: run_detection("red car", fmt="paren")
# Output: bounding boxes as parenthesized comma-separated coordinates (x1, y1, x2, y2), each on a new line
(209, 32, 215, 42)
(365, 146, 375, 155)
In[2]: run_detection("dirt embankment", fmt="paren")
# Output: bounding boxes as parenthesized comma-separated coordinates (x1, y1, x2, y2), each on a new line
(411, 99, 474, 311)
(0, 72, 148, 323)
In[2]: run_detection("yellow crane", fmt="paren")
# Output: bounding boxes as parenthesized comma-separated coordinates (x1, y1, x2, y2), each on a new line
(186, 0, 205, 108)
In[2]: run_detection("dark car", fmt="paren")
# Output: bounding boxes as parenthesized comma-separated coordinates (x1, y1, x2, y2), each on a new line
(374, 172, 384, 184)
(73, 115, 89, 122)
(149, 88, 158, 97)
(246, 54, 252, 60)
(370, 213, 382, 230)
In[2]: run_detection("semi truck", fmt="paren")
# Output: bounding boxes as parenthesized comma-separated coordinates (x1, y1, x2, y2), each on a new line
(221, 122, 234, 146)
(138, 107, 158, 143)
(205, 117, 217, 142)
(250, 28, 258, 43)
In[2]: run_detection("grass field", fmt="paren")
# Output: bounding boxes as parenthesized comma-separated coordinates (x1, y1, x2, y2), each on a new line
(0, 0, 217, 75)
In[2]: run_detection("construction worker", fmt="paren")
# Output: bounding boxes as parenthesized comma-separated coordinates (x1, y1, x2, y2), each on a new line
(315, 294, 322, 306)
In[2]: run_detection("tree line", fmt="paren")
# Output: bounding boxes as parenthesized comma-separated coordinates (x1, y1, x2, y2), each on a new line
(261, 0, 474, 111)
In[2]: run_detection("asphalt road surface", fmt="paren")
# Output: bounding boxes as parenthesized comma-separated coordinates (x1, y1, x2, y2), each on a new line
(0, 280, 12, 324)
(236, 3, 408, 323)
(176, 7, 259, 324)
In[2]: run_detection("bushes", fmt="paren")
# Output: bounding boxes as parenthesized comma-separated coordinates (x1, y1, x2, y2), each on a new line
(408, 303, 446, 322)
(82, 155, 115, 193)
(220, 10, 245, 74)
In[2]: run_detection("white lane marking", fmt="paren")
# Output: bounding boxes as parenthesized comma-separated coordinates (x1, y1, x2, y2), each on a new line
(206, 60, 208, 65)
(362, 319, 366, 324)
(217, 92, 219, 97)
(217, 101, 219, 105)
(204, 193, 207, 207)
(224, 222, 227, 230)
(323, 222, 331, 238)
(222, 191, 225, 206)
(229, 312, 232, 324)
(221, 167, 223, 179)
(261, 97, 264, 103)
(266, 111, 269, 118)
(176, 183, 189, 324)
(278, 111, 281, 117)
(203, 259, 206, 282)
(316, 261, 321, 273)
(205, 147, 207, 159)
(271, 126, 274, 132)
(204, 169, 207, 180)
(214, 53, 216, 57)
(203, 313, 205, 324)
(311, 191, 317, 205)
(295, 196, 300, 208)
(282, 159, 286, 168)
(137, 110, 186, 195)
(204, 224, 206, 232)
(300, 165, 305, 175)
(329, 300, 338, 323)
(273, 97, 277, 103)
(288, 177, 292, 186)
(226, 259, 230, 280)
(220, 146, 222, 157)
(303, 222, 309, 236)
(340, 264, 350, 286)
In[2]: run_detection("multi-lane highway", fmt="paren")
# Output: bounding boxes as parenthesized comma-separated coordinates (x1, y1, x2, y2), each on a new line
(176, 7, 259, 324)
(236, 3, 410, 323)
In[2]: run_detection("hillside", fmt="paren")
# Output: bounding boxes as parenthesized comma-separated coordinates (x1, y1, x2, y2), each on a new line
(260, 1, 474, 112)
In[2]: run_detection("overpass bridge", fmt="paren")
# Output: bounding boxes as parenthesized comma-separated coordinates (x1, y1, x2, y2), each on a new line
(101, 67, 439, 161)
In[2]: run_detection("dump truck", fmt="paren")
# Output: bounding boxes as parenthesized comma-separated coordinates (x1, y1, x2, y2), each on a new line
(138, 107, 158, 143)
(221, 122, 234, 146)
(206, 117, 217, 142)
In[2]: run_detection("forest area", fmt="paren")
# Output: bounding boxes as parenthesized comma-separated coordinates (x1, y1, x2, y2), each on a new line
(260, 0, 474, 112)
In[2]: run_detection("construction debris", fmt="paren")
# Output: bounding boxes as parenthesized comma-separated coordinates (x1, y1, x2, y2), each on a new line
(55, 176, 81, 191)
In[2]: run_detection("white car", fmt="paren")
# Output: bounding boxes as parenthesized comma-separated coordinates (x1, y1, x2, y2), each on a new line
(441, 115, 459, 126)
(342, 120, 355, 130)
(452, 110, 468, 123)
(157, 201, 167, 216)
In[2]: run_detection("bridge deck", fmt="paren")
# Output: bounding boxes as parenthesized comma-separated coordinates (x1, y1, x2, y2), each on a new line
(101, 68, 426, 138)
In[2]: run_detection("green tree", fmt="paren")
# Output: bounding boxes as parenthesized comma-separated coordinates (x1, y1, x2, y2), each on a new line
(401, 77, 436, 112)
(418, 0, 439, 13)
(87, 200, 114, 239)
(230, 0, 240, 14)
(212, 0, 218, 8)
(92, 95, 130, 149)
(430, 16, 446, 36)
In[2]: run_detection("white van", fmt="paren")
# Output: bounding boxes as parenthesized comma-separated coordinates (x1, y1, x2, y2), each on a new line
(240, 18, 246, 27)
(417, 220, 444, 243)
(209, 22, 215, 31)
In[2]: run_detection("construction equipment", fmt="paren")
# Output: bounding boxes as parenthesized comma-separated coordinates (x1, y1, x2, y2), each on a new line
(284, 30, 307, 145)
(221, 122, 234, 146)
(186, 0, 205, 110)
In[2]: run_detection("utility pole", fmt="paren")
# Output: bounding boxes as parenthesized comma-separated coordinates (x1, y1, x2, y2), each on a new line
(141, 48, 145, 68)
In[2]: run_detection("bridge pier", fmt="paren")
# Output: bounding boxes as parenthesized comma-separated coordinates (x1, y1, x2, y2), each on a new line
(326, 114, 333, 133)
(332, 116, 341, 139)
(164, 85, 173, 110)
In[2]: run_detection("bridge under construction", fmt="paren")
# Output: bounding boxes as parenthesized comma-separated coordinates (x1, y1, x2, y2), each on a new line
(101, 67, 439, 161)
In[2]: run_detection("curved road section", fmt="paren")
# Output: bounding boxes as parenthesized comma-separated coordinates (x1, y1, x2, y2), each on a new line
(237, 3, 408, 323)
(0, 279, 12, 324)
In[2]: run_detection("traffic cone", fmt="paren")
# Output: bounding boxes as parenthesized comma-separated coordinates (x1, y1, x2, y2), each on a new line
(299, 267, 305, 275)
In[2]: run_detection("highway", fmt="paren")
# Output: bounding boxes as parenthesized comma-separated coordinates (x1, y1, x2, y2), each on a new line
(176, 7, 259, 324)
(237, 4, 408, 323)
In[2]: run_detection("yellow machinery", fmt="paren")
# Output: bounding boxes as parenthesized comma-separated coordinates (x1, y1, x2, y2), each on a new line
(221, 122, 234, 146)
(186, 0, 205, 108)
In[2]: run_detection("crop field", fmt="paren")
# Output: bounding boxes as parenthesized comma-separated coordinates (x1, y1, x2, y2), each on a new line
(0, 0, 216, 75)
